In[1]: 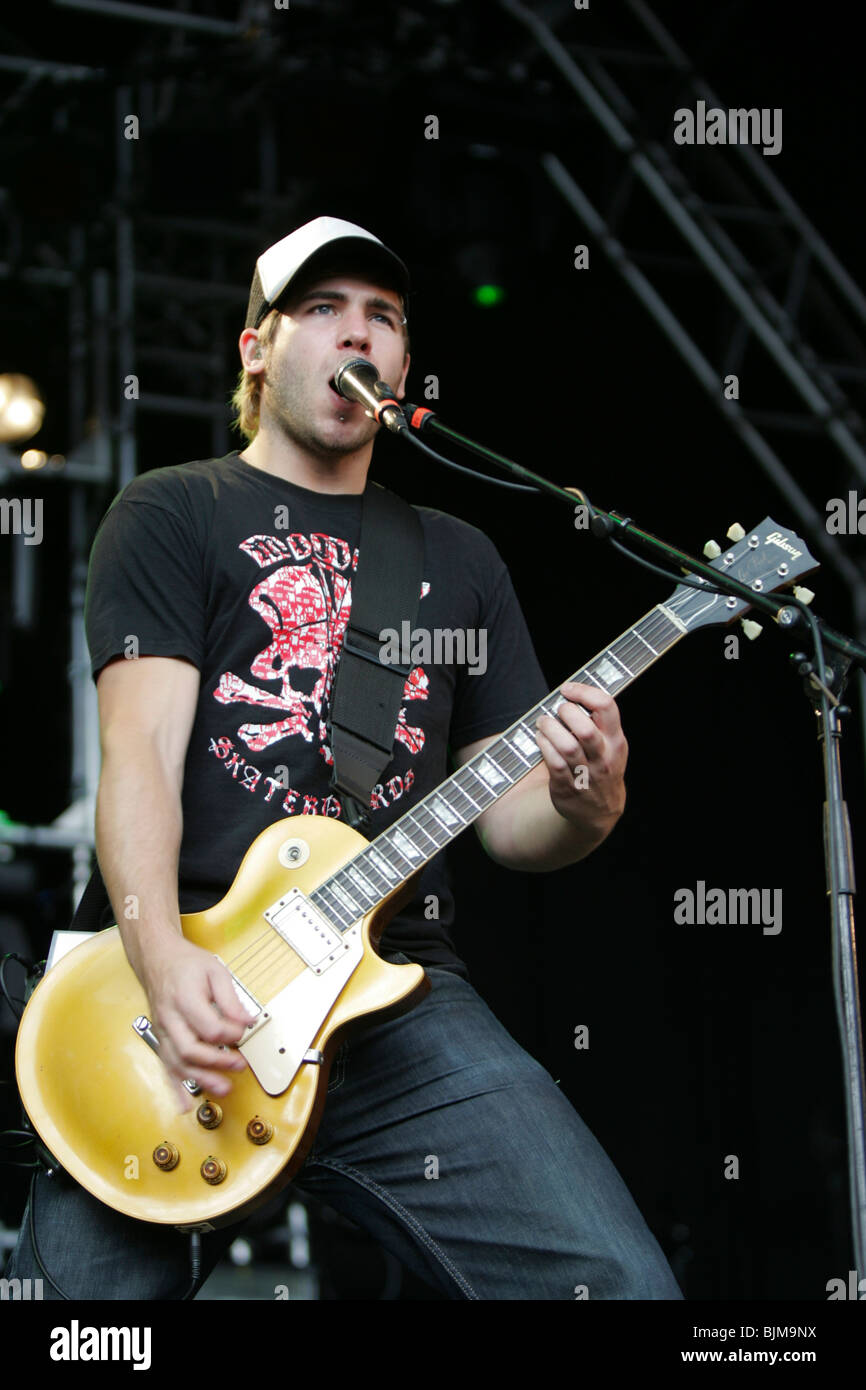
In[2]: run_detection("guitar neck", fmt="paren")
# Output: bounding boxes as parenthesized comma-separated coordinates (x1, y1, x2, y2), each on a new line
(309, 600, 689, 932)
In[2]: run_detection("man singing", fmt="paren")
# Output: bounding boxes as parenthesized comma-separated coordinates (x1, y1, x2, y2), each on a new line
(9, 216, 682, 1300)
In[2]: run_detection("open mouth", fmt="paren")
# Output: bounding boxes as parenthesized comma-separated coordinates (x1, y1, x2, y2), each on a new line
(328, 377, 350, 403)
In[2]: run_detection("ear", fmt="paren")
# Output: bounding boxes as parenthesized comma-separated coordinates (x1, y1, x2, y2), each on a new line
(239, 326, 267, 373)
(396, 351, 411, 399)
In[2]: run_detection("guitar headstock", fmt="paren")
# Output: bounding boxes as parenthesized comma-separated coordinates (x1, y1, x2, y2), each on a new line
(665, 519, 819, 632)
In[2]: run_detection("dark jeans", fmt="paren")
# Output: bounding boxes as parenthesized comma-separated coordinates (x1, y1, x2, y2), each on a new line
(7, 963, 683, 1300)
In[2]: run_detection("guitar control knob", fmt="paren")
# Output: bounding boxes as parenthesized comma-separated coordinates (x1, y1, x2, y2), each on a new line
(196, 1101, 223, 1130)
(246, 1117, 274, 1145)
(702, 540, 721, 559)
(200, 1156, 227, 1185)
(726, 522, 746, 542)
(153, 1142, 179, 1171)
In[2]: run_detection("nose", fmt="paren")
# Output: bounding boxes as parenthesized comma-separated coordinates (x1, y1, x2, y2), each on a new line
(338, 304, 371, 354)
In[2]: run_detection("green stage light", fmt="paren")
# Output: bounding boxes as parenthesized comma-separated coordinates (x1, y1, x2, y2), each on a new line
(472, 284, 506, 307)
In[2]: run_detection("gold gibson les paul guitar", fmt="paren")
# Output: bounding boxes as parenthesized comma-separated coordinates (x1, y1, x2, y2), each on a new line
(15, 518, 817, 1229)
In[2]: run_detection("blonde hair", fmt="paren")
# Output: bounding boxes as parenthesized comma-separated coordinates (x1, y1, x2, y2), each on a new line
(230, 309, 283, 444)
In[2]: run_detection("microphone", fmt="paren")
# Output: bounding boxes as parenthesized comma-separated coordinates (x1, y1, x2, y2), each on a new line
(333, 358, 407, 434)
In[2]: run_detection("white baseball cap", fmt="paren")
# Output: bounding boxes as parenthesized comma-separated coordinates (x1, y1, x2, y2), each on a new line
(245, 215, 410, 329)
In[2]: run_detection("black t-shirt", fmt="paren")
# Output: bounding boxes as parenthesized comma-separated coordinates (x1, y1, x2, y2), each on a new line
(84, 451, 549, 980)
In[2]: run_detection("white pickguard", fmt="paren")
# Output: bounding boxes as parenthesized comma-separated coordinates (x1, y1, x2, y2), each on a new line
(238, 925, 363, 1095)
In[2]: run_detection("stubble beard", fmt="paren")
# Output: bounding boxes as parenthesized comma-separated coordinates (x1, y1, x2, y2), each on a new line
(263, 372, 378, 461)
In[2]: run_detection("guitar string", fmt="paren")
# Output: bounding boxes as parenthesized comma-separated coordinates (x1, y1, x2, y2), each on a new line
(306, 607, 688, 915)
(223, 663, 677, 974)
(221, 612, 685, 974)
(219, 605, 689, 982)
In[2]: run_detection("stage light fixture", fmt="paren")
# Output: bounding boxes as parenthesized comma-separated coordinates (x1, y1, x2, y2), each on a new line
(0, 375, 45, 444)
(472, 283, 507, 307)
(455, 240, 510, 311)
(20, 449, 48, 470)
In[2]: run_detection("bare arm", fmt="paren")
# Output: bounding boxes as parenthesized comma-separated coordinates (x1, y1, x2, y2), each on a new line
(95, 655, 251, 1108)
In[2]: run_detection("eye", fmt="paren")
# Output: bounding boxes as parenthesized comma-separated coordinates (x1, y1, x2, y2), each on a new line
(309, 302, 336, 315)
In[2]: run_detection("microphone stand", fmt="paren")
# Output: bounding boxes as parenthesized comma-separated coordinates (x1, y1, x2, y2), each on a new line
(796, 650, 866, 1285)
(401, 404, 866, 668)
(399, 407, 866, 1277)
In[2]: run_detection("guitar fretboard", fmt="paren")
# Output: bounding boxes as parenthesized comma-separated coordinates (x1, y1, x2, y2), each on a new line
(309, 602, 688, 932)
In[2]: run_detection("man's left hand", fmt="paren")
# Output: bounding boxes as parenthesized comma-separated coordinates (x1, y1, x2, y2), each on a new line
(535, 681, 628, 831)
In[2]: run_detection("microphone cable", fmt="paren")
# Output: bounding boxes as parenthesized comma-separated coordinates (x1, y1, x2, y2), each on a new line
(399, 422, 541, 493)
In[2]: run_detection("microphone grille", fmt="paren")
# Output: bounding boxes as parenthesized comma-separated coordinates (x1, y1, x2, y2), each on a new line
(334, 357, 377, 391)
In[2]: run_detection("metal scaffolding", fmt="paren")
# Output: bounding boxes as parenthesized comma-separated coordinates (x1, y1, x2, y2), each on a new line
(499, 0, 866, 771)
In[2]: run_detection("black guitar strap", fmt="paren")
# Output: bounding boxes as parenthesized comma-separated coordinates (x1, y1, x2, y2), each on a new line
(327, 480, 424, 830)
(69, 479, 423, 929)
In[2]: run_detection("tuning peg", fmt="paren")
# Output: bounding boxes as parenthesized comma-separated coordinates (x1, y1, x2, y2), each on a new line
(703, 539, 721, 559)
(793, 586, 814, 605)
(741, 619, 763, 640)
(726, 522, 746, 541)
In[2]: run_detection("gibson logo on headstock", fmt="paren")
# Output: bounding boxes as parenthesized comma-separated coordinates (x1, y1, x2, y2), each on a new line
(764, 531, 802, 561)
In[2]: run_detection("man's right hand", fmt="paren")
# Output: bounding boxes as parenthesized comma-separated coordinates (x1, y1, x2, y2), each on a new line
(137, 932, 255, 1112)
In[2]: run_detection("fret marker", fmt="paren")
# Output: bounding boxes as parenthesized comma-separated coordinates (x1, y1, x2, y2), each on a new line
(369, 849, 398, 881)
(593, 657, 624, 687)
(475, 756, 507, 788)
(330, 881, 357, 915)
(512, 727, 538, 758)
(347, 867, 373, 897)
(429, 795, 460, 827)
(392, 829, 422, 861)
